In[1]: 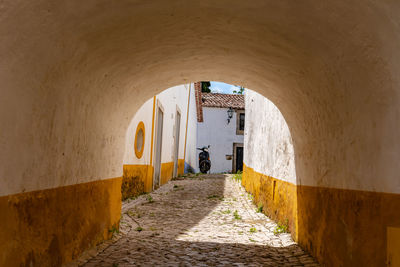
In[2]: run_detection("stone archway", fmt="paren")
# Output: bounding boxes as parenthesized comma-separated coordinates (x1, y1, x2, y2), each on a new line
(0, 1, 399, 266)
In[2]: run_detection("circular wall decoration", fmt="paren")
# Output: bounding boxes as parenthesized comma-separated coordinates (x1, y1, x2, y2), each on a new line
(134, 121, 145, 159)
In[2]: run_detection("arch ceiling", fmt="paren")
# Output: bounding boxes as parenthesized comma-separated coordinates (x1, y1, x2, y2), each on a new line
(1, 1, 400, 265)
(1, 0, 399, 195)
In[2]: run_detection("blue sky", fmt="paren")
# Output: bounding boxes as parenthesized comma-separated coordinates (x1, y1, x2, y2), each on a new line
(209, 81, 242, 94)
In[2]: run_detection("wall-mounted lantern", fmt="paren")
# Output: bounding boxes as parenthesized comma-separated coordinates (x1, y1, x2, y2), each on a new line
(227, 107, 233, 124)
(225, 154, 233, 160)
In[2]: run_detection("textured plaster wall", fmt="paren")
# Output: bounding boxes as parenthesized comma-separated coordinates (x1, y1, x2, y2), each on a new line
(123, 84, 192, 166)
(158, 84, 191, 165)
(123, 98, 153, 166)
(1, 1, 400, 265)
(184, 84, 198, 171)
(197, 107, 244, 173)
(244, 90, 296, 184)
(0, 1, 399, 195)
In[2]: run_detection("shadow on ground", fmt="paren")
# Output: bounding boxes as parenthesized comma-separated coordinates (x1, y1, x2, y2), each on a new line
(77, 174, 317, 266)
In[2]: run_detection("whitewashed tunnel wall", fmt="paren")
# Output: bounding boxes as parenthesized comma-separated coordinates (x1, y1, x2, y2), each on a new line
(1, 1, 400, 266)
(244, 90, 296, 183)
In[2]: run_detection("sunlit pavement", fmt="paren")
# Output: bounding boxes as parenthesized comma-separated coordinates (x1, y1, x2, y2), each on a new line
(71, 174, 318, 267)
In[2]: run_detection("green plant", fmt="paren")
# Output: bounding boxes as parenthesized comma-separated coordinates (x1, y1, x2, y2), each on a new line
(186, 167, 194, 174)
(146, 194, 154, 203)
(249, 227, 257, 233)
(233, 171, 242, 182)
(108, 224, 119, 235)
(256, 203, 263, 213)
(221, 209, 231, 214)
(249, 238, 256, 242)
(274, 219, 289, 235)
(233, 85, 245, 94)
(201, 81, 211, 93)
(135, 226, 143, 232)
(233, 210, 241, 220)
(126, 210, 142, 218)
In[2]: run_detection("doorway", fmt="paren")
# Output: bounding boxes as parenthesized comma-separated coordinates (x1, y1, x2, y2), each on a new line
(153, 105, 164, 190)
(173, 109, 181, 178)
(233, 143, 244, 173)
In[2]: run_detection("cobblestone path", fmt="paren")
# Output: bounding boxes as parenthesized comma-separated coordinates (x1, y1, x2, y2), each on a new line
(71, 174, 318, 266)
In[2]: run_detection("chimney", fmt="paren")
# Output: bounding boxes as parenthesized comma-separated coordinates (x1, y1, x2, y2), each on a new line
(194, 82, 204, 122)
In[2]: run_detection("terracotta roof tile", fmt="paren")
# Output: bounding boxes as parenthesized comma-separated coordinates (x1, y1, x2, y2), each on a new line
(201, 93, 245, 109)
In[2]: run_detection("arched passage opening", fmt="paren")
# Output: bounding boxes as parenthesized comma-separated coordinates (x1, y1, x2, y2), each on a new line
(116, 82, 304, 266)
(1, 1, 400, 266)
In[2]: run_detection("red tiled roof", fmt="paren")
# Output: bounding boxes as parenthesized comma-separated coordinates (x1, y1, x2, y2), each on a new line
(201, 93, 245, 109)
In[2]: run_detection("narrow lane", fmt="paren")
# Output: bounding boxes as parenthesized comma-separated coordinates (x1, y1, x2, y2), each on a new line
(73, 174, 318, 266)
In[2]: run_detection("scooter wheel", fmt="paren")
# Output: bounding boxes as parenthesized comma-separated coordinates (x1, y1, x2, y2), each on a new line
(199, 161, 210, 174)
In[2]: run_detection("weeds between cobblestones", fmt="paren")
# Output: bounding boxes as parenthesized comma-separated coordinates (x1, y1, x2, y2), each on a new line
(67, 173, 318, 267)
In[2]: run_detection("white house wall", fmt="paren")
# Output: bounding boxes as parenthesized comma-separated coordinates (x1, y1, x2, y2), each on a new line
(184, 84, 198, 172)
(197, 107, 244, 173)
(123, 84, 196, 170)
(123, 98, 153, 165)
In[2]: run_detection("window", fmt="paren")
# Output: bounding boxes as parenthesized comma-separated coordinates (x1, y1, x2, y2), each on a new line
(236, 110, 245, 135)
(134, 121, 145, 158)
(239, 113, 245, 130)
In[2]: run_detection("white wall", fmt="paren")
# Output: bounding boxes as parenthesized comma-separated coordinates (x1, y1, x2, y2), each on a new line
(244, 90, 296, 184)
(197, 107, 244, 173)
(184, 85, 197, 171)
(123, 84, 196, 168)
(2, 1, 400, 197)
(123, 98, 153, 165)
(158, 85, 187, 165)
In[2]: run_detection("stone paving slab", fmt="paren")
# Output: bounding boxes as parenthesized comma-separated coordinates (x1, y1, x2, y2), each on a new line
(67, 174, 318, 267)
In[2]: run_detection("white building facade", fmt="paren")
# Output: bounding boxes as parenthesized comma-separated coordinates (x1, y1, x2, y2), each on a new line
(122, 84, 197, 198)
(195, 83, 245, 173)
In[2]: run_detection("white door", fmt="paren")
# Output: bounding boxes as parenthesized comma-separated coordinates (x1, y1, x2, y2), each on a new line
(173, 111, 181, 177)
(153, 107, 163, 189)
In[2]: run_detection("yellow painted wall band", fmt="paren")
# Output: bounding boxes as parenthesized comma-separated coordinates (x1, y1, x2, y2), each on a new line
(242, 163, 298, 239)
(244, 163, 400, 266)
(123, 164, 153, 196)
(0, 177, 122, 266)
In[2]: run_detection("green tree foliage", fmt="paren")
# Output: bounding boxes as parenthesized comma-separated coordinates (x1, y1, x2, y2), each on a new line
(201, 81, 211, 93)
(233, 86, 245, 94)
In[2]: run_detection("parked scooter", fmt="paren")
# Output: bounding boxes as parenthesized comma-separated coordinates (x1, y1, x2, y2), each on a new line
(197, 145, 211, 173)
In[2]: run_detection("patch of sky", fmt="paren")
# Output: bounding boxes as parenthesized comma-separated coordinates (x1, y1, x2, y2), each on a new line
(209, 82, 243, 94)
